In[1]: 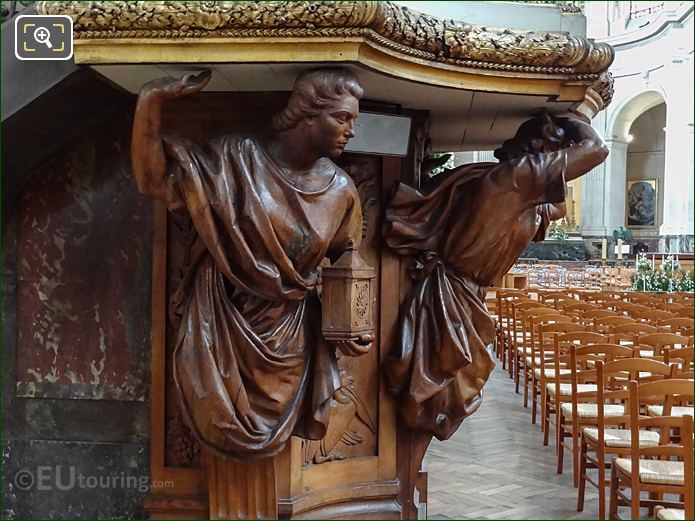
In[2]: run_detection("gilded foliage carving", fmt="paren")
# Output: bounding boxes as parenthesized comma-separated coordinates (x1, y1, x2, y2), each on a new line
(38, 1, 613, 81)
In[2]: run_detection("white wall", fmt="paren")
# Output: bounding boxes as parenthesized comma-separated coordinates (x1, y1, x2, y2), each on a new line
(579, 2, 693, 248)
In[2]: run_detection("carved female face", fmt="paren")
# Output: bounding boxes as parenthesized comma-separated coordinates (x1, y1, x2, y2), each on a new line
(307, 95, 359, 160)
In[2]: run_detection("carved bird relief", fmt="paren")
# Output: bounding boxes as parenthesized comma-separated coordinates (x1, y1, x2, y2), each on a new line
(302, 370, 375, 465)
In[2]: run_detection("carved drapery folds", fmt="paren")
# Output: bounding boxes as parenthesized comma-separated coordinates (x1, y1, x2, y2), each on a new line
(38, 1, 613, 101)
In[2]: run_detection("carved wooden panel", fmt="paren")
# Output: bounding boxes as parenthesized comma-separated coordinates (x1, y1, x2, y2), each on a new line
(300, 154, 381, 466)
(147, 93, 403, 519)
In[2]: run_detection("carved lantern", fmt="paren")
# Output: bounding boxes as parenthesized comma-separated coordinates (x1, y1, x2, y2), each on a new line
(321, 241, 376, 348)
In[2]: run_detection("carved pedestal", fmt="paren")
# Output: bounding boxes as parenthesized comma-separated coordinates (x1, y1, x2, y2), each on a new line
(205, 453, 277, 520)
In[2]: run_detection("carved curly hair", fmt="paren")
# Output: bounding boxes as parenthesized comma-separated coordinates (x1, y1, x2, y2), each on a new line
(272, 68, 363, 132)
(494, 111, 568, 161)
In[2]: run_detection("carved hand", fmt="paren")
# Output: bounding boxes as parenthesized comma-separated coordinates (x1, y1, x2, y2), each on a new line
(335, 333, 375, 357)
(552, 116, 596, 144)
(140, 70, 212, 102)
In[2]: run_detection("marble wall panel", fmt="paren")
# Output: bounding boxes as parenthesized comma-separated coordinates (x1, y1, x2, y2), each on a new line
(15, 115, 152, 401)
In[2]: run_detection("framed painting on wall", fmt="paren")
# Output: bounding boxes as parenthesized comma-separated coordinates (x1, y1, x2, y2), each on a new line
(626, 179, 657, 228)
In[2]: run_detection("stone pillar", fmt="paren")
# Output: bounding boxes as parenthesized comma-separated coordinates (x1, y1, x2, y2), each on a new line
(602, 138, 629, 234)
(579, 110, 610, 237)
(578, 162, 607, 236)
(659, 118, 694, 241)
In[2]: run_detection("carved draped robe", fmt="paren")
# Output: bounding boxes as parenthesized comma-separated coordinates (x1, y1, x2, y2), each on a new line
(384, 150, 567, 440)
(161, 135, 361, 459)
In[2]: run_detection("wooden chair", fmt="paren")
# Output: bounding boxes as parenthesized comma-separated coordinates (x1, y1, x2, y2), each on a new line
(655, 302, 687, 313)
(561, 301, 598, 322)
(626, 294, 660, 307)
(502, 295, 536, 374)
(644, 310, 676, 327)
(517, 306, 559, 394)
(532, 321, 586, 427)
(510, 302, 553, 390)
(594, 315, 636, 336)
(608, 301, 650, 317)
(645, 353, 694, 419)
(541, 332, 608, 449)
(663, 346, 695, 374)
(609, 379, 694, 520)
(658, 317, 694, 335)
(522, 312, 573, 409)
(577, 359, 674, 519)
(636, 332, 693, 359)
(584, 292, 614, 304)
(578, 309, 618, 329)
(539, 290, 574, 309)
(495, 290, 530, 368)
(609, 323, 659, 347)
(557, 343, 634, 488)
(676, 306, 694, 319)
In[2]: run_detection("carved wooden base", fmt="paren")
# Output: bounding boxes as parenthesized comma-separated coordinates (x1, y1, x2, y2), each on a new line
(144, 494, 209, 520)
(278, 481, 401, 519)
(205, 450, 278, 520)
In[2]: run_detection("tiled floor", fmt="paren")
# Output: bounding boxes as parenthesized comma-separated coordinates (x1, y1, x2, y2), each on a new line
(424, 352, 600, 520)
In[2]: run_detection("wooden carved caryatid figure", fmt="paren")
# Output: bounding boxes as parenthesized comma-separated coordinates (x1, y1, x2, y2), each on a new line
(131, 68, 374, 516)
(384, 112, 608, 444)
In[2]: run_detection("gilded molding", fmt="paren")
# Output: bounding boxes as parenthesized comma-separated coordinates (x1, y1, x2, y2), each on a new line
(37, 1, 614, 104)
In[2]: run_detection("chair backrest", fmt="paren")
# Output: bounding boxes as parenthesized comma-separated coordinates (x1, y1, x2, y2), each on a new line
(608, 301, 650, 317)
(497, 290, 531, 319)
(583, 292, 613, 304)
(626, 294, 660, 306)
(609, 322, 659, 346)
(645, 309, 676, 326)
(574, 343, 635, 363)
(525, 311, 572, 354)
(538, 322, 586, 356)
(594, 315, 636, 335)
(539, 290, 572, 306)
(637, 332, 693, 357)
(657, 317, 694, 334)
(560, 301, 597, 320)
(663, 346, 695, 372)
(556, 331, 610, 346)
(582, 308, 617, 318)
(551, 332, 610, 373)
(601, 357, 675, 386)
(508, 299, 545, 332)
(677, 306, 695, 319)
(656, 302, 687, 313)
(529, 313, 573, 332)
(569, 343, 634, 387)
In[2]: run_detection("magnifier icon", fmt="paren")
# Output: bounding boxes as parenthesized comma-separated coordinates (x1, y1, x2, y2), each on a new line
(33, 26, 53, 49)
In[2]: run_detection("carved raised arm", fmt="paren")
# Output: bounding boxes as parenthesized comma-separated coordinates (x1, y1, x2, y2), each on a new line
(131, 71, 211, 200)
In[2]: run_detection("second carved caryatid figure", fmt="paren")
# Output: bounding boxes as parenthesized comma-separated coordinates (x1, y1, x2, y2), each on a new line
(384, 112, 608, 440)
(131, 68, 374, 460)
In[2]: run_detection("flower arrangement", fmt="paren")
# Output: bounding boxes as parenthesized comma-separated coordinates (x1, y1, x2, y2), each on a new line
(635, 253, 654, 274)
(548, 224, 569, 242)
(631, 252, 694, 293)
(661, 255, 681, 274)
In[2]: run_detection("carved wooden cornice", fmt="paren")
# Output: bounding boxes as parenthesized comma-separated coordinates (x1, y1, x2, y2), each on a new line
(37, 1, 615, 109)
